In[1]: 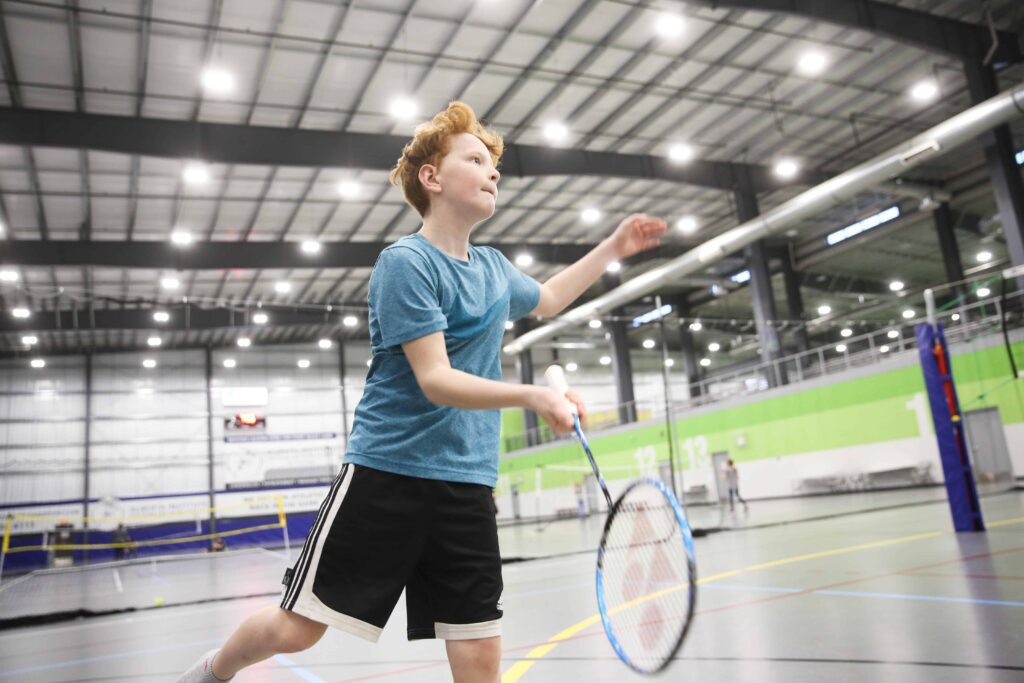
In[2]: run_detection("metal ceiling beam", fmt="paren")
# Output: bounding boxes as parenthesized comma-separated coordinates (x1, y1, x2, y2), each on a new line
(0, 107, 798, 193)
(0, 306, 342, 334)
(0, 239, 607, 269)
(690, 0, 1022, 64)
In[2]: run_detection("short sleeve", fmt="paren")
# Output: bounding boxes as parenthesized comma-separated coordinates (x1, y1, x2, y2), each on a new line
(499, 251, 541, 321)
(370, 247, 448, 348)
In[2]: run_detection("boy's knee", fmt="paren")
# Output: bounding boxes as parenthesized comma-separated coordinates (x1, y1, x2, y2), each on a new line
(270, 611, 326, 653)
(449, 637, 501, 678)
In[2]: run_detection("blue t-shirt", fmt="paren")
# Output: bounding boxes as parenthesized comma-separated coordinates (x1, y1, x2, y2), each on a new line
(344, 233, 541, 487)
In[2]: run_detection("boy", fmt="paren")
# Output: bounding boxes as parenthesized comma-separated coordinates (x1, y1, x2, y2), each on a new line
(179, 101, 666, 683)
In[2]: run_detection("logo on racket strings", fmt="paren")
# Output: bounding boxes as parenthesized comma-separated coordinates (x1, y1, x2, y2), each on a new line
(621, 505, 678, 651)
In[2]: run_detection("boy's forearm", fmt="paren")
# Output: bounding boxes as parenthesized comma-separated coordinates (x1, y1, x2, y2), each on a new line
(421, 365, 539, 411)
(539, 238, 619, 315)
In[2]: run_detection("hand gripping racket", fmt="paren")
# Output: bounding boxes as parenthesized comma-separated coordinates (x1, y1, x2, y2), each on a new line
(545, 364, 698, 675)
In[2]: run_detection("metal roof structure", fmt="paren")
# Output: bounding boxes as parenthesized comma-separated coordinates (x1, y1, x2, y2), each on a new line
(0, 0, 1022, 358)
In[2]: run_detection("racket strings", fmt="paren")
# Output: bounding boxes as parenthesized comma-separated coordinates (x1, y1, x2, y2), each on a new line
(599, 484, 695, 672)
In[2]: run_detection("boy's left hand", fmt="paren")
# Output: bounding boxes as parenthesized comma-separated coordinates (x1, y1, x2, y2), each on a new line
(609, 213, 668, 259)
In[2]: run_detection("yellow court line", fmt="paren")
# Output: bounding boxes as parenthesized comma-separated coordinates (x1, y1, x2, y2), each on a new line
(500, 514, 1024, 683)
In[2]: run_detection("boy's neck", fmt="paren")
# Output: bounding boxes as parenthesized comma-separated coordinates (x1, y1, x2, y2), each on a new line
(418, 208, 474, 261)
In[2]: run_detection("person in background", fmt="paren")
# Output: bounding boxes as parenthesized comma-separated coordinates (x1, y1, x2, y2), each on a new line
(723, 459, 748, 512)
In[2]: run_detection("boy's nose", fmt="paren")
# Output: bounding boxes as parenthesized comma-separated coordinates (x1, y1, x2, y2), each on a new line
(490, 168, 500, 182)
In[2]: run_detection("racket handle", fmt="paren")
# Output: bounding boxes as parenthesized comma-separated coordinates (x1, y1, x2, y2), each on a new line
(544, 364, 578, 416)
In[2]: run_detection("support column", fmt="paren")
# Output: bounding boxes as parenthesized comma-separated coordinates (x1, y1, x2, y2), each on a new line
(204, 347, 217, 535)
(602, 273, 637, 424)
(338, 340, 349, 453)
(779, 253, 809, 355)
(82, 353, 92, 561)
(735, 168, 786, 386)
(934, 203, 970, 316)
(608, 311, 637, 424)
(669, 297, 702, 398)
(963, 56, 1024, 290)
(513, 319, 538, 448)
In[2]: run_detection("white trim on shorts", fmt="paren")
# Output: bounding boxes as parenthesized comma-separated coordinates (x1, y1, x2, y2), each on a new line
(281, 465, 385, 643)
(435, 619, 502, 640)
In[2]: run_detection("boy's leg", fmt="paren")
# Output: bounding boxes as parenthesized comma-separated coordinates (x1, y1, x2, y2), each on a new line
(212, 606, 327, 678)
(446, 636, 502, 683)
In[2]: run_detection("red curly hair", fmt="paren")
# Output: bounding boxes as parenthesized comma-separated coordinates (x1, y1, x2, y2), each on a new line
(390, 102, 503, 217)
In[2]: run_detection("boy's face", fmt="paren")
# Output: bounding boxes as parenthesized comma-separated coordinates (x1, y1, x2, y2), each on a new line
(432, 133, 501, 223)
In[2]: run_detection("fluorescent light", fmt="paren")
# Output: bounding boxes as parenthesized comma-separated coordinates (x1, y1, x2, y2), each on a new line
(301, 240, 321, 254)
(976, 251, 992, 263)
(589, 319, 602, 329)
(237, 337, 251, 347)
(889, 280, 904, 292)
(910, 80, 939, 102)
(708, 342, 720, 352)
(581, 208, 601, 224)
(342, 315, 358, 328)
(729, 270, 750, 284)
(504, 320, 514, 331)
(182, 162, 210, 184)
(142, 359, 157, 369)
(30, 359, 45, 369)
(817, 304, 831, 316)
(200, 67, 234, 95)
(515, 253, 534, 267)
(664, 358, 675, 367)
(274, 281, 291, 294)
(951, 313, 961, 322)
(977, 287, 991, 298)
(797, 51, 827, 76)
(146, 336, 162, 347)
(879, 345, 890, 353)
(654, 12, 685, 38)
(631, 304, 672, 328)
(389, 97, 418, 120)
(161, 277, 180, 290)
(170, 230, 192, 246)
(297, 359, 311, 369)
(689, 321, 702, 332)
(337, 180, 361, 200)
(835, 344, 847, 353)
(0, 269, 18, 282)
(153, 311, 170, 323)
(565, 362, 578, 372)
(12, 307, 30, 318)
(252, 312, 269, 324)
(699, 358, 711, 367)
(887, 330, 900, 339)
(668, 143, 693, 163)
(223, 358, 237, 368)
(774, 159, 799, 179)
(599, 355, 611, 366)
(902, 309, 915, 319)
(825, 206, 901, 246)
(318, 339, 333, 349)
(676, 216, 698, 235)
(22, 335, 37, 345)
(840, 328, 853, 337)
(642, 339, 656, 349)
(606, 261, 621, 273)
(543, 121, 568, 143)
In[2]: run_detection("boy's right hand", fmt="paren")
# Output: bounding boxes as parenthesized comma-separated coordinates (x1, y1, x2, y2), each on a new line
(532, 386, 577, 435)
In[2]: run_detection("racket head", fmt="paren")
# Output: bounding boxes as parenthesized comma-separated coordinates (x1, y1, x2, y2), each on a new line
(596, 477, 697, 675)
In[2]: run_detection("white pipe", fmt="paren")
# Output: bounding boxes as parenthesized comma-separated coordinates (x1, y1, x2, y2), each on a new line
(504, 81, 1024, 355)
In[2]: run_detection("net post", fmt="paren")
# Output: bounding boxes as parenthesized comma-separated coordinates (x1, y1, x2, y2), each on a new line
(277, 496, 290, 562)
(0, 514, 12, 586)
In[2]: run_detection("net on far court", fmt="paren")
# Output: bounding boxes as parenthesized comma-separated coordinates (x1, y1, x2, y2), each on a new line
(0, 548, 288, 627)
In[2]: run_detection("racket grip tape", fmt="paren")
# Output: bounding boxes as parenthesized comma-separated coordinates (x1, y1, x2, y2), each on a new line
(544, 364, 578, 416)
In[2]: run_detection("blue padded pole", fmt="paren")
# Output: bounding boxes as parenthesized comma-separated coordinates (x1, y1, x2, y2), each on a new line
(914, 322, 985, 532)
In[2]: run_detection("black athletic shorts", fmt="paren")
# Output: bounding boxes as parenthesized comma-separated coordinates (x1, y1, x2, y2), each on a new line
(280, 464, 503, 642)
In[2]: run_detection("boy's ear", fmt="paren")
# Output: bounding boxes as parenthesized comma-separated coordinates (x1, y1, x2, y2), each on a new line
(418, 163, 442, 195)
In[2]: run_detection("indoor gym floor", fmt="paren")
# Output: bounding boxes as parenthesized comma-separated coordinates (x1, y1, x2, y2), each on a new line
(1, 487, 1022, 682)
